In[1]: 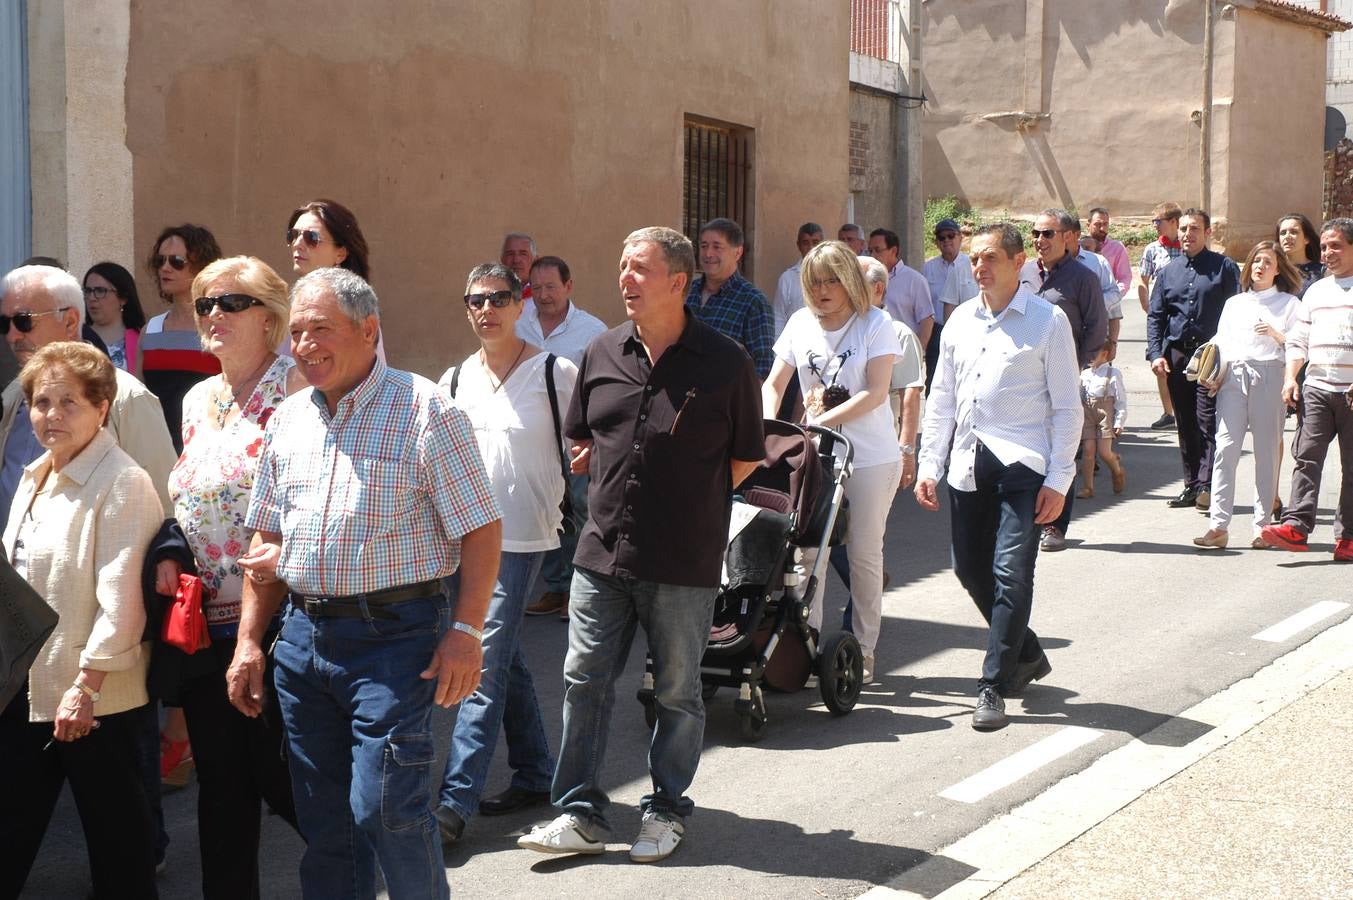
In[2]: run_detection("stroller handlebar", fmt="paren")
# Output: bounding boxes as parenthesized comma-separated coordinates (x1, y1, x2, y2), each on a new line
(803, 424, 854, 469)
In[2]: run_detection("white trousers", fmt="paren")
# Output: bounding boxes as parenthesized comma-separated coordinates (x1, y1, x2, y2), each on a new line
(805, 459, 902, 656)
(1209, 359, 1285, 533)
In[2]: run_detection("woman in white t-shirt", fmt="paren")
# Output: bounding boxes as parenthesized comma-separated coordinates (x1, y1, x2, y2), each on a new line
(762, 240, 902, 683)
(435, 262, 577, 837)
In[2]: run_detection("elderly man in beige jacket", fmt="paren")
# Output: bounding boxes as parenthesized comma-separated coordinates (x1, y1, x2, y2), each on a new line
(0, 265, 175, 528)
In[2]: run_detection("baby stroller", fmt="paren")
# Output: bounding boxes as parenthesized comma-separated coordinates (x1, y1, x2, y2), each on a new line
(637, 420, 861, 741)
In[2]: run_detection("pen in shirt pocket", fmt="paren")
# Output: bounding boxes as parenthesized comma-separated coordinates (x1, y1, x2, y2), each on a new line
(670, 388, 697, 435)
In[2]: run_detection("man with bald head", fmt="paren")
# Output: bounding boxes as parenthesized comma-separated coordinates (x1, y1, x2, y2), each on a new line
(0, 266, 175, 526)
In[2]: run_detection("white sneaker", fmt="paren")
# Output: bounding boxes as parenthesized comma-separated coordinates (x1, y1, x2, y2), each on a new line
(862, 654, 875, 683)
(517, 813, 606, 855)
(629, 811, 684, 862)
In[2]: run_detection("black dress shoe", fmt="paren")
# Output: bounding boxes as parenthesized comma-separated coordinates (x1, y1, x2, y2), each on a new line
(435, 806, 465, 845)
(478, 785, 552, 816)
(1006, 654, 1052, 696)
(972, 686, 1008, 731)
(1166, 487, 1199, 508)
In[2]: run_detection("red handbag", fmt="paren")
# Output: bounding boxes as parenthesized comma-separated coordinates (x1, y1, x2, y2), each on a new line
(161, 574, 211, 654)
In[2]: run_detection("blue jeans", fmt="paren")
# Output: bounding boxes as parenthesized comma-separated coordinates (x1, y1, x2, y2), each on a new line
(948, 444, 1046, 693)
(541, 472, 590, 593)
(552, 567, 716, 835)
(273, 590, 451, 900)
(440, 551, 555, 818)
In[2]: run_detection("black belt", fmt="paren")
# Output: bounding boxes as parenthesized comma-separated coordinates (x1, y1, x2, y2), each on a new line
(289, 579, 443, 620)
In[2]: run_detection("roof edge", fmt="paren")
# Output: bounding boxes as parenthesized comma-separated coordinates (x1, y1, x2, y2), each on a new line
(1248, 0, 1352, 34)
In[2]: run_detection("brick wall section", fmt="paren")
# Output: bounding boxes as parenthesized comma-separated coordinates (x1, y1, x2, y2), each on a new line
(1325, 137, 1353, 218)
(850, 120, 869, 180)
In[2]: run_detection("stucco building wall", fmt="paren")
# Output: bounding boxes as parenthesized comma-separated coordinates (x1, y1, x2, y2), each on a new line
(114, 1, 848, 375)
(848, 89, 902, 257)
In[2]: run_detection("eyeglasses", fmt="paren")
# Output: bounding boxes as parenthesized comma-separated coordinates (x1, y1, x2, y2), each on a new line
(1031, 229, 1062, 240)
(194, 294, 264, 316)
(286, 228, 328, 247)
(808, 277, 841, 290)
(0, 308, 70, 334)
(82, 285, 118, 300)
(464, 290, 515, 309)
(153, 254, 188, 271)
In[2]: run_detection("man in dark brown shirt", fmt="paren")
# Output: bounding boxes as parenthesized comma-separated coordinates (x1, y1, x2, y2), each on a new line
(518, 226, 763, 864)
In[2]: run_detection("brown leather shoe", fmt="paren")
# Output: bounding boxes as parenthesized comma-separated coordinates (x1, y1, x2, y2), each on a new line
(526, 591, 567, 616)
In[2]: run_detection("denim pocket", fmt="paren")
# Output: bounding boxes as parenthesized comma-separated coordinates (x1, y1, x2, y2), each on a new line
(366, 597, 443, 640)
(381, 731, 435, 831)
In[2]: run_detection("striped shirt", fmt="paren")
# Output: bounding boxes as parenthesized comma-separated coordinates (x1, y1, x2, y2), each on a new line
(141, 313, 222, 452)
(919, 287, 1083, 495)
(246, 359, 500, 596)
(1287, 274, 1353, 393)
(1138, 240, 1181, 283)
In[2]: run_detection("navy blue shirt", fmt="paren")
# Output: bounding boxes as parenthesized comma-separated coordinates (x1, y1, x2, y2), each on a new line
(1019, 253, 1106, 368)
(1146, 248, 1241, 361)
(685, 271, 774, 378)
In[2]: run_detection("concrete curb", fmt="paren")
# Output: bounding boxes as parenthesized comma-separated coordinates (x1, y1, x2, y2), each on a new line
(864, 611, 1353, 899)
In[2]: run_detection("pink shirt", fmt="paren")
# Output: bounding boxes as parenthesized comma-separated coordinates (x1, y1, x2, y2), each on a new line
(1099, 238, 1132, 298)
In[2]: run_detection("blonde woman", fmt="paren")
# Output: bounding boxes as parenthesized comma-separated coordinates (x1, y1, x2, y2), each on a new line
(762, 240, 901, 683)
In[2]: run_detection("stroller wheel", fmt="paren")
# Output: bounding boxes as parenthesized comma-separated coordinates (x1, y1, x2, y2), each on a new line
(817, 631, 863, 715)
(737, 686, 768, 742)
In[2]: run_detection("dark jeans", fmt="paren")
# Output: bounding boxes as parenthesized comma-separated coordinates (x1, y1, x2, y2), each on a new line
(1285, 384, 1353, 540)
(948, 444, 1046, 692)
(0, 688, 158, 900)
(925, 321, 943, 395)
(133, 701, 169, 863)
(1166, 345, 1218, 491)
(273, 591, 451, 900)
(179, 636, 298, 900)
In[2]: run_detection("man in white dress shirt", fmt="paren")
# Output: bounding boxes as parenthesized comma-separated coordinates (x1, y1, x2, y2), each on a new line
(916, 223, 1082, 731)
(516, 255, 608, 618)
(868, 228, 934, 350)
(771, 223, 825, 336)
(923, 218, 968, 390)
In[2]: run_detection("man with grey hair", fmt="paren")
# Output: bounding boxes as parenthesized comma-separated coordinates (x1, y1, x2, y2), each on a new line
(839, 223, 867, 255)
(0, 265, 175, 526)
(519, 227, 763, 863)
(1018, 208, 1106, 552)
(502, 232, 537, 302)
(228, 267, 502, 899)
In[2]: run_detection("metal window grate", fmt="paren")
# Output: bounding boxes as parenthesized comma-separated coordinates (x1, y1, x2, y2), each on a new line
(682, 119, 753, 276)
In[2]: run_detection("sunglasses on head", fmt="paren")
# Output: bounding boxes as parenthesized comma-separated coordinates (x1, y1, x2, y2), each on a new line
(286, 228, 327, 247)
(0, 308, 70, 335)
(82, 285, 118, 300)
(1031, 228, 1061, 240)
(464, 290, 514, 309)
(154, 254, 188, 271)
(195, 294, 264, 317)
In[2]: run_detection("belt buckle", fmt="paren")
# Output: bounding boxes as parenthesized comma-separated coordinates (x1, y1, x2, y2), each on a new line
(304, 597, 330, 617)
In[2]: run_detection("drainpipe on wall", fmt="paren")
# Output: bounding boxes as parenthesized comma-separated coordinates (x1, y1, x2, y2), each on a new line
(1201, 0, 1214, 211)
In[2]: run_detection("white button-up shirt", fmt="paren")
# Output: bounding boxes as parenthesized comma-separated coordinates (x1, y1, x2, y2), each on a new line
(771, 260, 803, 336)
(515, 300, 609, 365)
(883, 261, 935, 336)
(923, 254, 969, 326)
(919, 287, 1083, 495)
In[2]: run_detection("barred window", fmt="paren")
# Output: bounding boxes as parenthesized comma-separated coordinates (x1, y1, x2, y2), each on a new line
(682, 117, 754, 277)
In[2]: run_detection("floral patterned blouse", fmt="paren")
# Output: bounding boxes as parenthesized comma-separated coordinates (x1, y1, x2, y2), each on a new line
(169, 356, 293, 635)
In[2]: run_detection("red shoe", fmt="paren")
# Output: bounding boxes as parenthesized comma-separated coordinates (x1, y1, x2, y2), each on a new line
(1260, 523, 1309, 552)
(1335, 539, 1353, 562)
(160, 734, 195, 788)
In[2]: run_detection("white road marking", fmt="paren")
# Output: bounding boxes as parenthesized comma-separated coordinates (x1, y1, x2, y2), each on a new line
(939, 726, 1103, 804)
(1252, 600, 1349, 643)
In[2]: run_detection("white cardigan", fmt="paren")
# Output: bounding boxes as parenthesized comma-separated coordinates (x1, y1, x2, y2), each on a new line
(2, 429, 163, 722)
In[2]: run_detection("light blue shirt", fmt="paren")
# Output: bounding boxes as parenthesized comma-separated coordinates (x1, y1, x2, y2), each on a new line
(0, 401, 46, 532)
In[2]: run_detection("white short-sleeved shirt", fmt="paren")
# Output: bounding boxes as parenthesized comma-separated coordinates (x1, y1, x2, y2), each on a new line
(439, 352, 578, 552)
(775, 305, 904, 467)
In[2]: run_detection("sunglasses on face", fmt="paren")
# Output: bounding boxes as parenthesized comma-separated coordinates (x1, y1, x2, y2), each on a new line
(154, 254, 188, 271)
(936, 232, 959, 241)
(286, 228, 328, 247)
(82, 285, 118, 300)
(0, 308, 70, 335)
(1031, 229, 1062, 240)
(194, 294, 264, 317)
(464, 290, 514, 309)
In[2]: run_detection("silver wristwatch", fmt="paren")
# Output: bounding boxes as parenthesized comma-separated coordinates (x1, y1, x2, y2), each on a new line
(452, 621, 484, 642)
(900, 443, 916, 456)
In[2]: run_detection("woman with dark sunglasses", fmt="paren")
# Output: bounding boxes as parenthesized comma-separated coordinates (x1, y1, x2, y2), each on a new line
(286, 199, 386, 362)
(139, 224, 224, 454)
(82, 262, 147, 376)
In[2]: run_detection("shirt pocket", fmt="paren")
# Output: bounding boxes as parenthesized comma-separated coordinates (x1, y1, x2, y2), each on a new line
(351, 457, 419, 533)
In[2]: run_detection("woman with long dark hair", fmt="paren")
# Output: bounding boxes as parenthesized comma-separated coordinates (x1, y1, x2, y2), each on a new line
(1275, 213, 1323, 296)
(82, 262, 147, 375)
(285, 198, 384, 360)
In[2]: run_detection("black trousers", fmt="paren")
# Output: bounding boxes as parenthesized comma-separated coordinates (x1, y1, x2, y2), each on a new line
(178, 637, 298, 900)
(0, 688, 158, 900)
(1166, 345, 1218, 492)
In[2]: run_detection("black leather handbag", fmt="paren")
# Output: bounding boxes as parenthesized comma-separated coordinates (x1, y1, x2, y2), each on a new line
(0, 555, 58, 711)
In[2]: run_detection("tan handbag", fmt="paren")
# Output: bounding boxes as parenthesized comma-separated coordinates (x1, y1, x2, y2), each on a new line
(1184, 342, 1220, 384)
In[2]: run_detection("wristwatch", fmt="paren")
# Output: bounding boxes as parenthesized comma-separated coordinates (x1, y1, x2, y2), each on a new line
(900, 443, 916, 456)
(72, 680, 101, 702)
(452, 621, 484, 643)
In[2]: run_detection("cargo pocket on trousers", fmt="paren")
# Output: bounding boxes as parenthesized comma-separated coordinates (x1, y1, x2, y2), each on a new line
(381, 732, 435, 832)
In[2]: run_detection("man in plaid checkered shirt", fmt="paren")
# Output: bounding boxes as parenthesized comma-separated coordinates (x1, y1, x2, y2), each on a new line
(685, 217, 775, 377)
(227, 268, 501, 900)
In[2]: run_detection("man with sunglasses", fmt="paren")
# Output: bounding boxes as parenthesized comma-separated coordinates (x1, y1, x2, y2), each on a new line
(0, 266, 176, 529)
(1018, 209, 1106, 553)
(923, 218, 969, 390)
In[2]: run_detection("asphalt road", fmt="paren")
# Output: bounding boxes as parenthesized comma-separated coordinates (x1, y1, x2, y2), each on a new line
(21, 299, 1353, 899)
